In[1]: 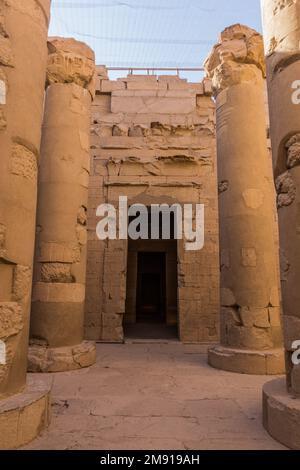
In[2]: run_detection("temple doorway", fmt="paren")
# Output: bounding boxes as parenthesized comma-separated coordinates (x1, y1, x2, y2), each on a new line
(124, 240, 178, 340)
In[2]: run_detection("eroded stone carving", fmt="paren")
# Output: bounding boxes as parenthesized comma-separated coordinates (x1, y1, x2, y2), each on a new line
(47, 37, 96, 96)
(112, 124, 128, 136)
(218, 180, 229, 194)
(280, 249, 290, 282)
(0, 107, 6, 129)
(0, 35, 13, 67)
(0, 302, 23, 339)
(12, 265, 31, 302)
(77, 206, 87, 226)
(10, 144, 37, 181)
(286, 134, 300, 169)
(205, 24, 266, 94)
(0, 223, 5, 250)
(276, 171, 296, 208)
(41, 263, 74, 284)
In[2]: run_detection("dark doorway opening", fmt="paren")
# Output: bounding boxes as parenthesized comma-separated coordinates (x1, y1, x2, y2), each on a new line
(136, 252, 166, 324)
(124, 239, 178, 340)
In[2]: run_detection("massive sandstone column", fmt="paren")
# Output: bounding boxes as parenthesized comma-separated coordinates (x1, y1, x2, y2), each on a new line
(0, 0, 52, 449)
(28, 38, 97, 373)
(205, 24, 284, 375)
(261, 0, 300, 449)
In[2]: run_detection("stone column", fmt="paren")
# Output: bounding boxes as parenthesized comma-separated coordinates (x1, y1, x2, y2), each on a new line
(261, 0, 300, 449)
(28, 38, 97, 373)
(204, 24, 284, 375)
(0, 0, 52, 449)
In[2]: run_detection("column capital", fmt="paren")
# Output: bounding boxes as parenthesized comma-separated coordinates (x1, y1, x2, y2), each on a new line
(46, 37, 96, 98)
(204, 24, 266, 95)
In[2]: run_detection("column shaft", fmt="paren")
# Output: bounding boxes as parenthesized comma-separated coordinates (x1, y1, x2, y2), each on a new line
(205, 24, 284, 374)
(261, 0, 300, 449)
(28, 38, 97, 372)
(0, 0, 52, 449)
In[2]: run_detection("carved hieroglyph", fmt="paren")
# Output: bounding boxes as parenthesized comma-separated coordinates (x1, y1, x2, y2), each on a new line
(205, 24, 284, 374)
(29, 37, 97, 372)
(261, 0, 300, 450)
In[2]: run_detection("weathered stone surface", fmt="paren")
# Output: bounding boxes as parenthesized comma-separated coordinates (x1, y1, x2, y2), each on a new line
(86, 73, 219, 343)
(12, 266, 31, 302)
(41, 263, 74, 284)
(77, 206, 87, 226)
(0, 224, 5, 250)
(239, 307, 270, 328)
(205, 24, 265, 94)
(291, 365, 300, 396)
(38, 242, 81, 264)
(241, 248, 257, 267)
(112, 124, 128, 136)
(276, 171, 296, 208)
(129, 124, 151, 137)
(0, 375, 51, 450)
(262, 0, 300, 400)
(286, 134, 300, 169)
(261, 0, 300, 446)
(33, 281, 85, 303)
(28, 341, 96, 373)
(30, 37, 96, 373)
(47, 37, 96, 96)
(0, 35, 14, 67)
(209, 345, 285, 375)
(218, 180, 229, 194)
(21, 343, 286, 450)
(221, 288, 236, 307)
(0, 303, 22, 339)
(263, 378, 300, 450)
(0, 0, 51, 408)
(283, 315, 300, 351)
(101, 79, 125, 93)
(111, 95, 196, 115)
(96, 65, 108, 80)
(0, 107, 6, 130)
(242, 188, 264, 209)
(10, 144, 37, 182)
(0, 0, 52, 448)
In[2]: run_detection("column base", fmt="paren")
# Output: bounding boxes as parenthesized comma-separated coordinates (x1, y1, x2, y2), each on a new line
(263, 378, 300, 449)
(208, 345, 285, 375)
(28, 340, 96, 373)
(0, 375, 51, 449)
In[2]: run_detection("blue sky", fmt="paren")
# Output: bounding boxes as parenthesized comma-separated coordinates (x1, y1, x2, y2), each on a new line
(49, 0, 262, 81)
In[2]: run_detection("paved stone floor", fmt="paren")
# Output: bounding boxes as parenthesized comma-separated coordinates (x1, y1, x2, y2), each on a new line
(24, 342, 286, 450)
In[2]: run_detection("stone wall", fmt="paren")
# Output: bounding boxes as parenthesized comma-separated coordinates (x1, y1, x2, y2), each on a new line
(85, 68, 220, 343)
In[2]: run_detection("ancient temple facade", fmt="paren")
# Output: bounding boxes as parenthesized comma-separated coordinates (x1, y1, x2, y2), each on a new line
(85, 71, 220, 344)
